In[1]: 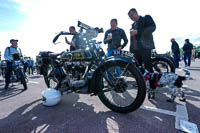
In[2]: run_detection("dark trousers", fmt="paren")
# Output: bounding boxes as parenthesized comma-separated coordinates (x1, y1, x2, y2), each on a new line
(24, 65, 28, 74)
(28, 66, 33, 75)
(133, 49, 153, 72)
(184, 53, 192, 66)
(5, 62, 13, 85)
(173, 55, 179, 68)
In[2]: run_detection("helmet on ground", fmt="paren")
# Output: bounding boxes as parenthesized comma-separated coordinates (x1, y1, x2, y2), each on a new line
(42, 88, 61, 106)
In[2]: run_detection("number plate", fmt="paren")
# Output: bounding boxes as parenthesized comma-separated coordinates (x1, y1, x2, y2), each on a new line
(112, 50, 134, 58)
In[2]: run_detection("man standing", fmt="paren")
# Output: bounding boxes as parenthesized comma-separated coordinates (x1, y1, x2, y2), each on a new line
(171, 38, 180, 68)
(183, 39, 193, 67)
(4, 39, 23, 89)
(103, 19, 128, 75)
(104, 18, 128, 57)
(65, 26, 81, 51)
(27, 58, 34, 75)
(128, 8, 156, 72)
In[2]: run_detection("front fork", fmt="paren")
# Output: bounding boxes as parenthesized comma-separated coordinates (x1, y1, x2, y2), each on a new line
(100, 63, 130, 87)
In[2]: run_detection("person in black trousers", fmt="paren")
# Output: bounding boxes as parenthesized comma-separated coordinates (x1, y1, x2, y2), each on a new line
(183, 39, 193, 67)
(128, 8, 156, 72)
(171, 38, 180, 68)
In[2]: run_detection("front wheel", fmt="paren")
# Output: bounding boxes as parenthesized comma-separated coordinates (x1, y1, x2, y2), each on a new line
(17, 69, 27, 90)
(97, 60, 146, 113)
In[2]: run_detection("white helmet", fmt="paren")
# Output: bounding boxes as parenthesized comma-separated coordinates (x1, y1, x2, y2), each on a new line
(42, 88, 62, 106)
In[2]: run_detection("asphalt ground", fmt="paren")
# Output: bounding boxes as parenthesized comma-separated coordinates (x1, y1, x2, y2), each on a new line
(0, 59, 200, 133)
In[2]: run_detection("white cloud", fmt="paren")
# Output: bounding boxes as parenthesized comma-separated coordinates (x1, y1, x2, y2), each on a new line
(1, 0, 200, 59)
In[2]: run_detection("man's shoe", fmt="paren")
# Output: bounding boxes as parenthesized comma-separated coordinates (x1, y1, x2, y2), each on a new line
(4, 84, 9, 90)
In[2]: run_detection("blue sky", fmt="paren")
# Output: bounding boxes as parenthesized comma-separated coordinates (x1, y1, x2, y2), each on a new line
(0, 0, 200, 59)
(0, 0, 27, 30)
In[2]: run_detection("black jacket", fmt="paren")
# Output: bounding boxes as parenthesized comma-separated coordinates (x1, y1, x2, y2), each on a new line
(130, 15, 156, 53)
(183, 42, 193, 54)
(171, 41, 180, 55)
(104, 27, 128, 50)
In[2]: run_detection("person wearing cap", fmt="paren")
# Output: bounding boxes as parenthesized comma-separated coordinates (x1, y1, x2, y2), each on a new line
(128, 8, 156, 72)
(171, 38, 180, 68)
(4, 39, 23, 90)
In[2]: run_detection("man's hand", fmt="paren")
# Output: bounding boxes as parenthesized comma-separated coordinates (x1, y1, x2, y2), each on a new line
(118, 46, 123, 50)
(130, 30, 138, 36)
(71, 44, 76, 47)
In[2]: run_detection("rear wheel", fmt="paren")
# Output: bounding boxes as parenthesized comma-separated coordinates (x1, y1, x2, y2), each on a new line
(97, 60, 146, 113)
(152, 57, 175, 73)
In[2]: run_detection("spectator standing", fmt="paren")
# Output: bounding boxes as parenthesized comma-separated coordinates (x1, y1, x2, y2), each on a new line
(171, 38, 180, 68)
(183, 39, 193, 67)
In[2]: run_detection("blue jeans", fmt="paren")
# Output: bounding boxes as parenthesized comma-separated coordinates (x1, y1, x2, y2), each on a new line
(107, 49, 120, 76)
(184, 53, 192, 66)
(173, 55, 179, 68)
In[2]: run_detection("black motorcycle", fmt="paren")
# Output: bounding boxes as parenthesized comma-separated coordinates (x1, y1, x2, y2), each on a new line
(10, 54, 28, 90)
(37, 21, 146, 113)
(151, 51, 176, 73)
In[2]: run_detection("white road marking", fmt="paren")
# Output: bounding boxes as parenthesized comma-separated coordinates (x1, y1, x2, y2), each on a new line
(182, 84, 189, 88)
(179, 120, 199, 133)
(28, 81, 39, 84)
(175, 105, 188, 129)
(140, 104, 198, 132)
(140, 105, 176, 116)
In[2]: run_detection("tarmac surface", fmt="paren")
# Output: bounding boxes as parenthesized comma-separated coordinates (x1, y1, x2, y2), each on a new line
(0, 59, 200, 133)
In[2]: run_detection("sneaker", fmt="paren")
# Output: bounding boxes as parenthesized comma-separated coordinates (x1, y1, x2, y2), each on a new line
(4, 84, 9, 90)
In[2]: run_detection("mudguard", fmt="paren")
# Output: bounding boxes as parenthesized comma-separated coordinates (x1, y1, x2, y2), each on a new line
(88, 56, 136, 95)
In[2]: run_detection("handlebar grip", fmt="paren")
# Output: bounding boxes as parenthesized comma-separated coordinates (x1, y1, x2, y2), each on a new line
(53, 34, 60, 44)
(95, 27, 104, 33)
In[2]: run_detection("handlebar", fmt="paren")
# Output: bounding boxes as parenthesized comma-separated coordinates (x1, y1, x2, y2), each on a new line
(53, 31, 76, 44)
(78, 21, 103, 33)
(53, 21, 104, 44)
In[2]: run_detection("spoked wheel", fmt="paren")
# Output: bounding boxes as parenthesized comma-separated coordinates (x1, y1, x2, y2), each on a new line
(152, 57, 175, 73)
(48, 76, 58, 88)
(17, 70, 27, 90)
(44, 69, 58, 88)
(43, 65, 54, 88)
(98, 61, 146, 113)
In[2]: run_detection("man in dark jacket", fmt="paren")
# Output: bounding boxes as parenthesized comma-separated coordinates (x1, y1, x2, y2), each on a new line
(128, 8, 156, 72)
(183, 39, 193, 67)
(104, 18, 128, 75)
(104, 19, 128, 54)
(171, 38, 180, 68)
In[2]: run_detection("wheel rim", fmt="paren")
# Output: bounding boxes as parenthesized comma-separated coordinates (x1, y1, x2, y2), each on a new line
(153, 61, 170, 73)
(101, 65, 139, 108)
(49, 77, 58, 88)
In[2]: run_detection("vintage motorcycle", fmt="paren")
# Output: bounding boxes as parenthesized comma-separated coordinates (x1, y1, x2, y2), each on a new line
(38, 21, 146, 113)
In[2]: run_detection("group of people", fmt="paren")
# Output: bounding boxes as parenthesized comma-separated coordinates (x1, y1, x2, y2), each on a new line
(24, 57, 34, 75)
(2, 8, 195, 90)
(65, 8, 156, 73)
(171, 38, 194, 68)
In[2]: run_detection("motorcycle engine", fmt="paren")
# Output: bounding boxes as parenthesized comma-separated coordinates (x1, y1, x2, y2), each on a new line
(64, 61, 86, 79)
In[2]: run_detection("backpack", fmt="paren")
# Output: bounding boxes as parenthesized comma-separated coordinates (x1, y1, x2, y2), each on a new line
(7, 47, 22, 56)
